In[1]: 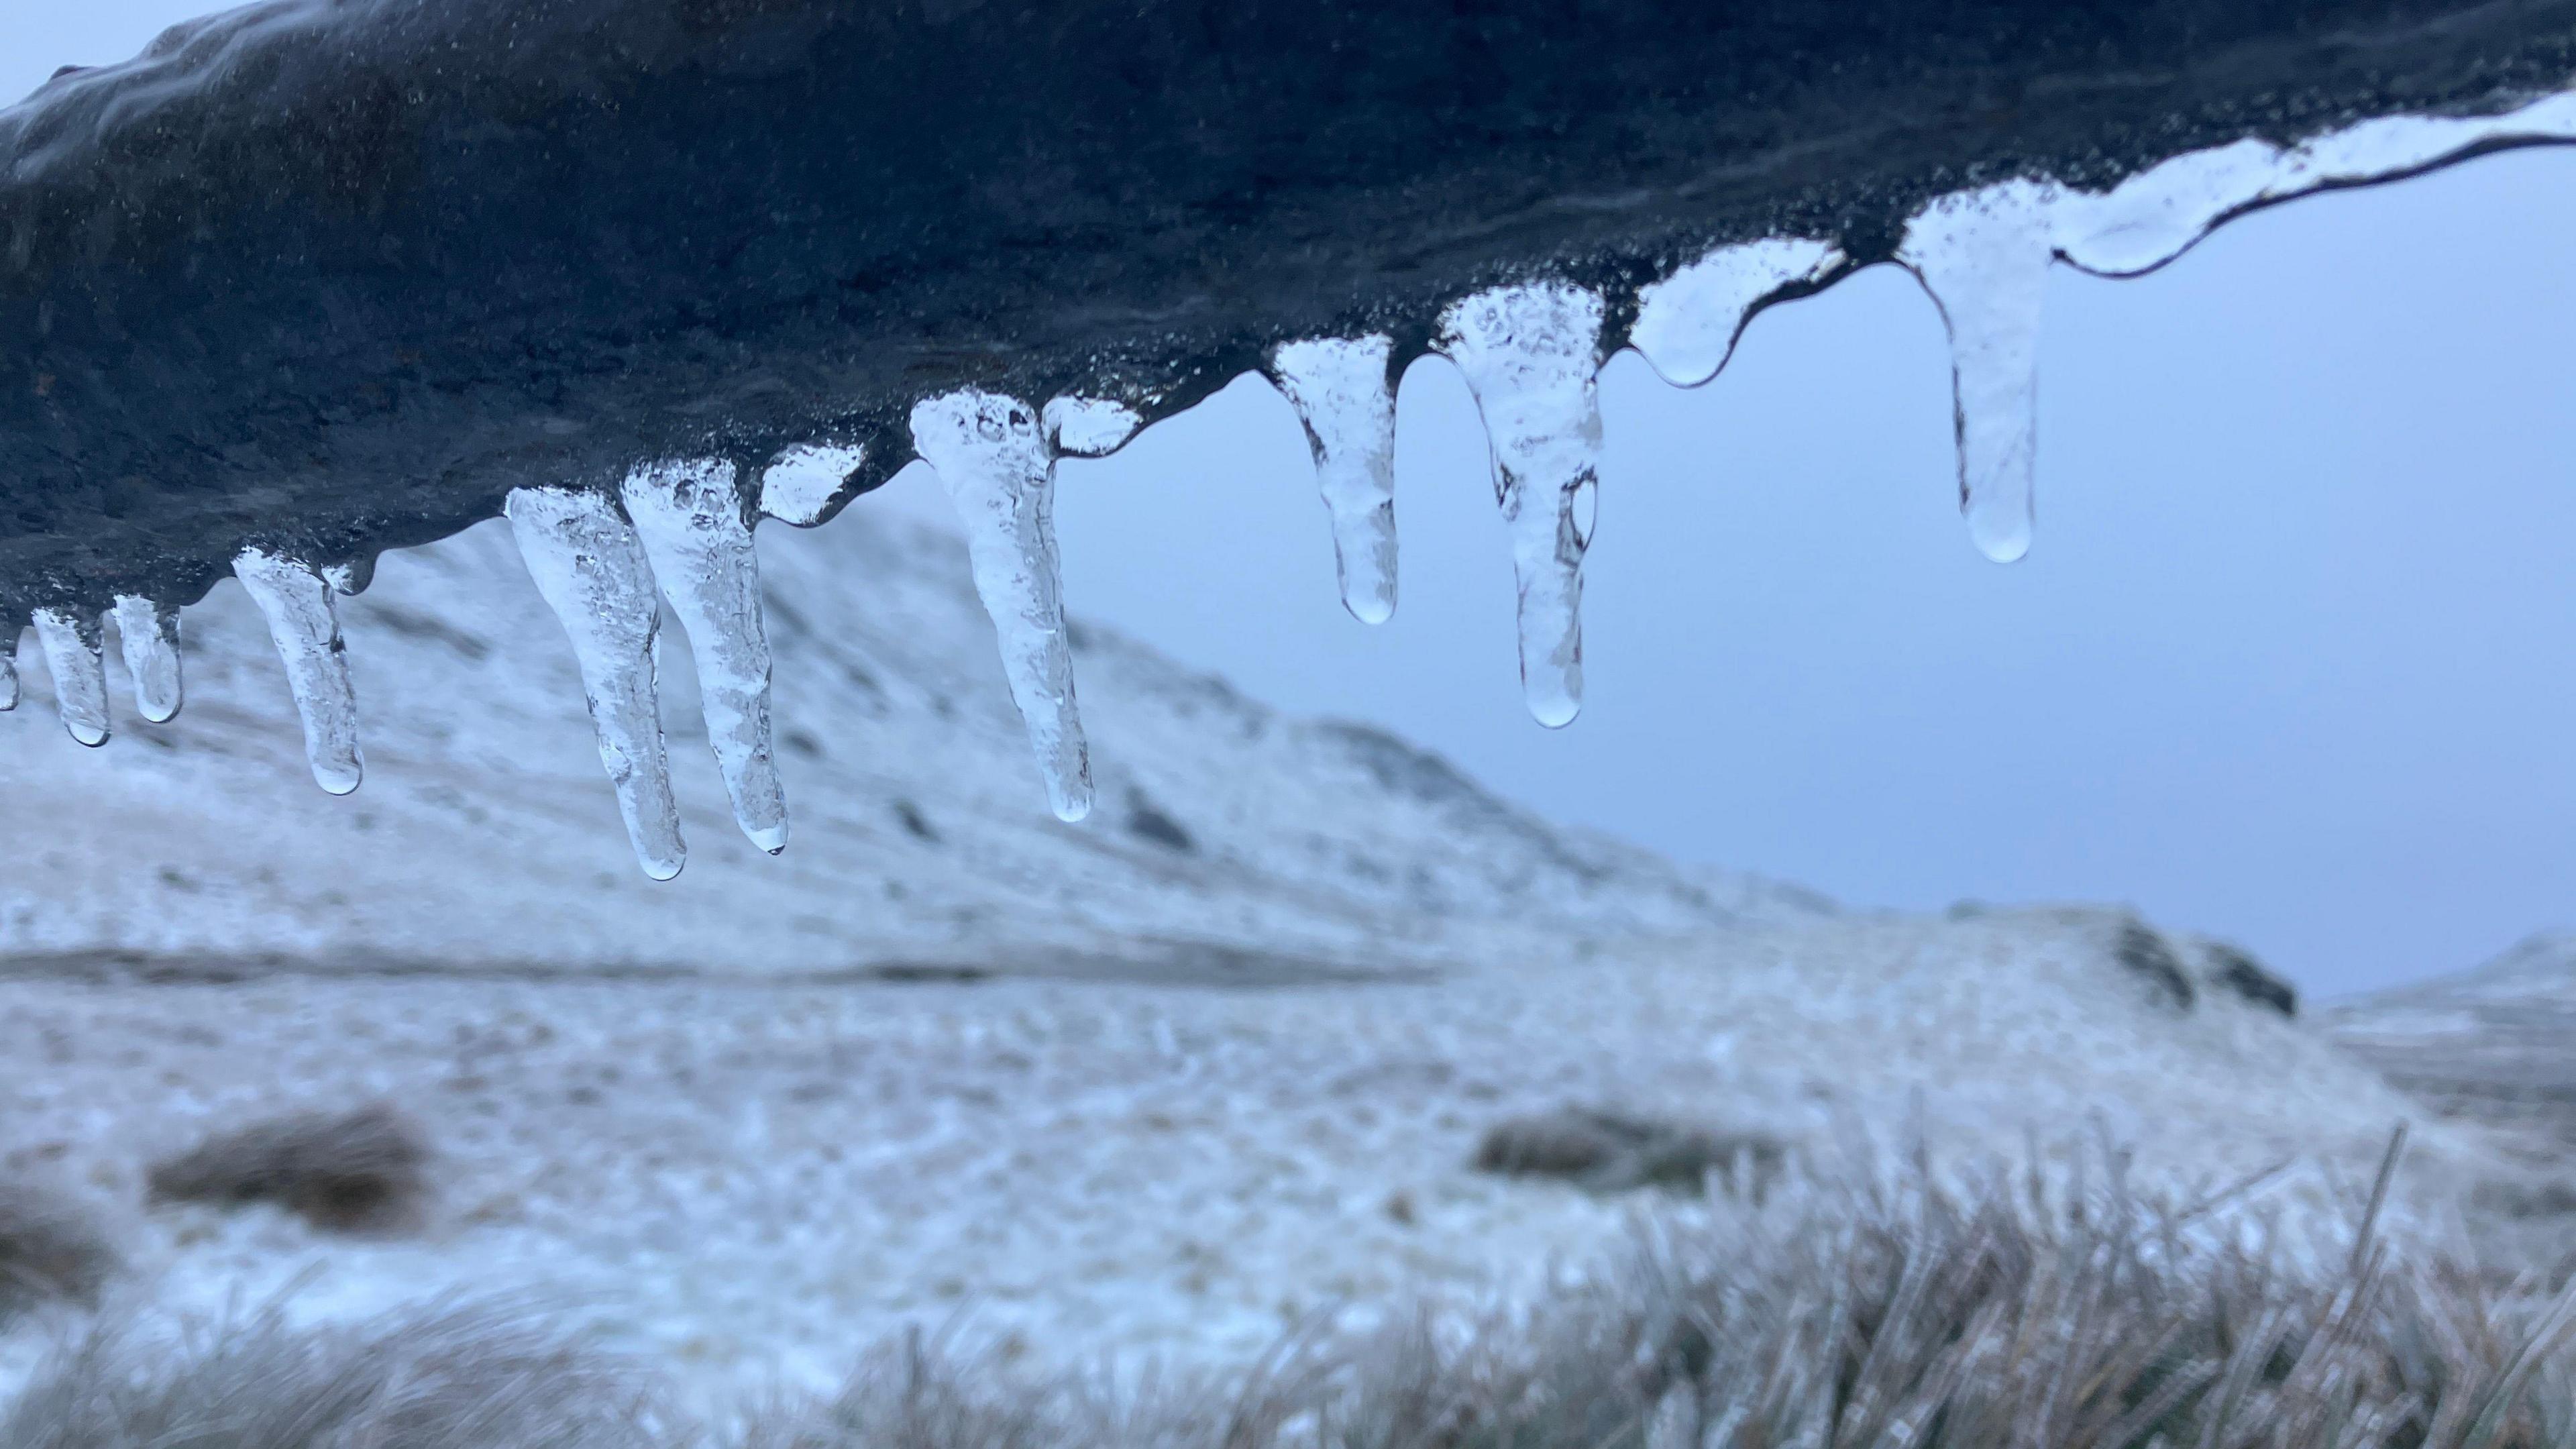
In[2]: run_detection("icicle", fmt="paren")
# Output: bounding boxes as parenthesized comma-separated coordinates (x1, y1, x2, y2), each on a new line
(1896, 182, 2054, 566)
(620, 459, 788, 855)
(1437, 283, 1609, 729)
(111, 596, 182, 724)
(759, 443, 868, 527)
(1630, 238, 1844, 387)
(908, 389, 1093, 822)
(1041, 397, 1144, 458)
(506, 486, 688, 881)
(1, 611, 21, 712)
(32, 608, 109, 747)
(1268, 335, 1400, 625)
(232, 548, 364, 796)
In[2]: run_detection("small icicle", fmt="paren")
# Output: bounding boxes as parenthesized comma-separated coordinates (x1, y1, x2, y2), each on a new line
(506, 486, 688, 881)
(32, 608, 109, 747)
(1040, 396, 1144, 458)
(1269, 335, 1401, 625)
(1436, 283, 1609, 728)
(232, 548, 365, 795)
(908, 389, 1093, 822)
(759, 443, 868, 527)
(1, 612, 22, 712)
(621, 459, 789, 855)
(111, 595, 183, 724)
(1630, 238, 1845, 387)
(1896, 182, 2055, 565)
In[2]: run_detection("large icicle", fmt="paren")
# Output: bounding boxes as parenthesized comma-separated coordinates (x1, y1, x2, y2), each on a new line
(1438, 283, 1609, 729)
(1269, 335, 1401, 625)
(111, 595, 183, 724)
(621, 459, 789, 855)
(1, 612, 21, 712)
(32, 608, 109, 747)
(909, 389, 1093, 822)
(1896, 182, 2052, 566)
(1630, 238, 1845, 388)
(506, 486, 688, 881)
(232, 548, 364, 796)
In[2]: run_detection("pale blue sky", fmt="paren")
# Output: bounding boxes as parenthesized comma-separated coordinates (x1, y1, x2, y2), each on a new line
(11, 9, 2573, 996)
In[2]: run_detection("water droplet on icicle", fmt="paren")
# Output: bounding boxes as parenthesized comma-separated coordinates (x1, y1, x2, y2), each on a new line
(232, 548, 364, 795)
(111, 596, 182, 723)
(621, 459, 789, 855)
(759, 443, 869, 527)
(1, 612, 23, 712)
(1269, 335, 1400, 625)
(1631, 238, 1844, 387)
(1898, 182, 2053, 565)
(909, 388, 1093, 822)
(1438, 282, 1609, 728)
(507, 486, 688, 881)
(32, 607, 109, 746)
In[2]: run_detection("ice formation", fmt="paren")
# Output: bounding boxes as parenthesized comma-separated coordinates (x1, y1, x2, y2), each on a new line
(1042, 397, 1146, 458)
(1, 612, 21, 713)
(909, 388, 1093, 822)
(232, 548, 365, 796)
(112, 595, 183, 724)
(506, 485, 688, 881)
(1269, 335, 1401, 625)
(32, 608, 109, 747)
(1438, 283, 1609, 729)
(622, 460, 790, 855)
(1630, 238, 1847, 387)
(1893, 88, 2576, 564)
(759, 443, 869, 527)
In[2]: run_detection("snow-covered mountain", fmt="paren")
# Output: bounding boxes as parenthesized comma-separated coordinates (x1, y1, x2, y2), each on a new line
(0, 501, 1827, 977)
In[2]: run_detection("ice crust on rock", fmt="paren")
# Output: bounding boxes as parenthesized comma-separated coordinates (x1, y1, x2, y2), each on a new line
(1438, 283, 1609, 729)
(910, 388, 1093, 822)
(112, 595, 183, 724)
(32, 607, 109, 747)
(1892, 88, 2576, 564)
(622, 459, 790, 855)
(233, 548, 365, 796)
(759, 443, 869, 527)
(1269, 335, 1401, 625)
(507, 485, 688, 881)
(1631, 238, 1845, 387)
(1, 612, 21, 712)
(1042, 396, 1145, 458)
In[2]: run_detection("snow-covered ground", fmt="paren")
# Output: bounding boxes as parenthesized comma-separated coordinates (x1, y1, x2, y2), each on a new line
(0, 502, 2538, 1410)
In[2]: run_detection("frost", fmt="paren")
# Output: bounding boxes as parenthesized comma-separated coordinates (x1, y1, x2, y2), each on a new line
(232, 548, 365, 796)
(1042, 396, 1144, 458)
(112, 595, 183, 724)
(32, 607, 109, 747)
(323, 558, 375, 596)
(1269, 335, 1400, 625)
(910, 388, 1093, 822)
(1438, 283, 1609, 729)
(759, 443, 869, 527)
(1631, 238, 1845, 387)
(1895, 89, 2576, 564)
(622, 459, 790, 855)
(507, 486, 688, 881)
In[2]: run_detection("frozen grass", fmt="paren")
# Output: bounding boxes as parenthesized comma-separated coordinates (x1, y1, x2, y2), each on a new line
(14, 1134, 2576, 1448)
(147, 1104, 431, 1233)
(0, 1181, 114, 1322)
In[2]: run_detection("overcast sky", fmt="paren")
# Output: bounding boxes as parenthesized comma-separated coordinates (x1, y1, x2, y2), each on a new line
(10, 9, 2573, 998)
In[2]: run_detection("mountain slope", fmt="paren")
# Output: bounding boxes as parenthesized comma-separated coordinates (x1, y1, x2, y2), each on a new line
(0, 504, 1825, 977)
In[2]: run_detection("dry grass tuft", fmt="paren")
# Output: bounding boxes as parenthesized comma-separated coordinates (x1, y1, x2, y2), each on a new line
(147, 1104, 431, 1232)
(1473, 1107, 1788, 1197)
(0, 1300, 665, 1449)
(0, 1179, 115, 1320)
